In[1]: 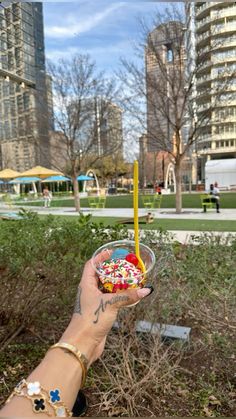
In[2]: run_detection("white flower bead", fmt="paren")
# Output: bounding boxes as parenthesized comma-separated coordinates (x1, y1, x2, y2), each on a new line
(56, 406, 66, 417)
(27, 381, 41, 396)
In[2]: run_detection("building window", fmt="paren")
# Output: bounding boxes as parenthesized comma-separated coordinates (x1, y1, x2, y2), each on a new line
(166, 48, 173, 62)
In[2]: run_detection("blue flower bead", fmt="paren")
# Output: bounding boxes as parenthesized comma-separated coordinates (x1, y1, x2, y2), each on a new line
(50, 389, 61, 403)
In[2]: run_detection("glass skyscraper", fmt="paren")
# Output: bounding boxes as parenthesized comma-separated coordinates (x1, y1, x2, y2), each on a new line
(0, 2, 53, 171)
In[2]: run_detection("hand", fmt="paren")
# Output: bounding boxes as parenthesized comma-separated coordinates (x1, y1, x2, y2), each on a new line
(60, 250, 153, 365)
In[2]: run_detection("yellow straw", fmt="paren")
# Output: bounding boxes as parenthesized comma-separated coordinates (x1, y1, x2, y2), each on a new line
(133, 160, 145, 272)
(133, 160, 140, 257)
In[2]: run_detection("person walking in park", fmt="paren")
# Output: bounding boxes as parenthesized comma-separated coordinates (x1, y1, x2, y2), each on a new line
(43, 186, 52, 208)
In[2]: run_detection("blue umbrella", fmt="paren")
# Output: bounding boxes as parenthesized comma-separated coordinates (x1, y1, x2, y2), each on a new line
(9, 176, 41, 184)
(77, 175, 94, 181)
(42, 175, 71, 182)
(0, 180, 4, 184)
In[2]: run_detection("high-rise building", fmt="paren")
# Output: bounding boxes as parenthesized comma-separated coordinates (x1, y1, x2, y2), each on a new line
(79, 98, 123, 158)
(145, 21, 186, 184)
(186, 2, 236, 182)
(0, 2, 53, 171)
(146, 21, 185, 153)
(96, 100, 123, 158)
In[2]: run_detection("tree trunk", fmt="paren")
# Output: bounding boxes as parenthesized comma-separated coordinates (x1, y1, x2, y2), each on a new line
(175, 161, 182, 214)
(72, 175, 80, 212)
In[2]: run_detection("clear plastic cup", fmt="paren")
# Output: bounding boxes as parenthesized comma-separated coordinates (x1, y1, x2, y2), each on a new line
(91, 240, 156, 294)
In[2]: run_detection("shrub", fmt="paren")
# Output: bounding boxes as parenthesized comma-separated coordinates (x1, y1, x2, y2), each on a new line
(0, 212, 128, 347)
(0, 221, 235, 416)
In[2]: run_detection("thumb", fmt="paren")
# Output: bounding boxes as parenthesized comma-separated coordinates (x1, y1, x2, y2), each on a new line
(113, 286, 154, 309)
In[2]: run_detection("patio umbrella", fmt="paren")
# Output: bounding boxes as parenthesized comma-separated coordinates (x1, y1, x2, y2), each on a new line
(0, 180, 4, 184)
(77, 175, 94, 181)
(0, 168, 21, 179)
(19, 166, 64, 178)
(9, 176, 41, 184)
(41, 175, 71, 182)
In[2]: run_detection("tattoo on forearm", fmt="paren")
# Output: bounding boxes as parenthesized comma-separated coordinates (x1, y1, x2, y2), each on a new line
(74, 286, 82, 315)
(93, 295, 129, 324)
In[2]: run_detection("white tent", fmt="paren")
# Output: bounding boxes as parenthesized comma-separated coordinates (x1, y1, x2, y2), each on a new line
(205, 159, 236, 190)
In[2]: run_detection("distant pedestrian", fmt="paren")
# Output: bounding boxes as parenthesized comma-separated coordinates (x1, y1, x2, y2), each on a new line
(43, 186, 52, 208)
(155, 182, 162, 195)
(203, 183, 220, 213)
(212, 182, 220, 213)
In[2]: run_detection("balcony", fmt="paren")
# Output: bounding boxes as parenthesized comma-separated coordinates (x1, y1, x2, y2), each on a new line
(212, 22, 236, 36)
(196, 74, 212, 85)
(211, 6, 236, 20)
(198, 60, 212, 72)
(214, 132, 236, 141)
(197, 30, 210, 43)
(195, 3, 214, 18)
(198, 45, 210, 55)
(198, 146, 236, 156)
(213, 55, 236, 65)
(196, 16, 211, 31)
(211, 38, 236, 54)
(197, 102, 211, 112)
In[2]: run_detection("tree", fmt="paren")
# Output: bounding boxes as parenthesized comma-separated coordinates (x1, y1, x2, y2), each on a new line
(92, 155, 130, 186)
(47, 54, 122, 211)
(119, 4, 236, 213)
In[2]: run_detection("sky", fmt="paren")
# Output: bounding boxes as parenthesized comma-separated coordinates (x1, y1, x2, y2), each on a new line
(42, 1, 177, 160)
(43, 1, 167, 74)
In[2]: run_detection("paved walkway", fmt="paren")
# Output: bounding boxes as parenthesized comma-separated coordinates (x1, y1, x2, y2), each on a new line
(4, 205, 235, 220)
(1, 205, 236, 243)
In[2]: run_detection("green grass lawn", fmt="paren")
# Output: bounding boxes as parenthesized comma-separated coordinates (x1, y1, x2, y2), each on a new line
(37, 215, 236, 232)
(14, 191, 236, 208)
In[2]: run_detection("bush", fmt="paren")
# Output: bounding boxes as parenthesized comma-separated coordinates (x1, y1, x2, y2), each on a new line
(0, 211, 128, 346)
(0, 221, 235, 416)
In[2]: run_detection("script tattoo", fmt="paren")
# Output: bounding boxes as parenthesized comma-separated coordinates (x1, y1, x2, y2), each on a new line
(93, 295, 129, 324)
(74, 286, 82, 315)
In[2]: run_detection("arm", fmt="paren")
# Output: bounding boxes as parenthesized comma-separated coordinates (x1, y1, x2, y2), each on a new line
(1, 250, 152, 417)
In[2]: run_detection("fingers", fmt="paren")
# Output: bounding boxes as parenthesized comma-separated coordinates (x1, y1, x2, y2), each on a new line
(80, 249, 112, 288)
(93, 249, 112, 264)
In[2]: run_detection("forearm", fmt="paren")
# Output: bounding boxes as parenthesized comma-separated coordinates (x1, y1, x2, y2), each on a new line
(1, 321, 96, 417)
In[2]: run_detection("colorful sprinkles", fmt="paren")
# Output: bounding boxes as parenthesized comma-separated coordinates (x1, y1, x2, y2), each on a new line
(98, 255, 144, 293)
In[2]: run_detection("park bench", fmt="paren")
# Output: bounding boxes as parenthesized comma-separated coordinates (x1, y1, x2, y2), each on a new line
(88, 196, 106, 209)
(200, 194, 215, 211)
(142, 194, 162, 209)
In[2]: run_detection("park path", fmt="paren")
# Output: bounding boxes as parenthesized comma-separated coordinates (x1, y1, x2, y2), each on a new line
(7, 205, 236, 220)
(1, 205, 236, 243)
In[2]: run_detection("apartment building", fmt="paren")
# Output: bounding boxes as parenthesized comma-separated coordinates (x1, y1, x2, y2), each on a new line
(186, 2, 236, 182)
(0, 2, 53, 171)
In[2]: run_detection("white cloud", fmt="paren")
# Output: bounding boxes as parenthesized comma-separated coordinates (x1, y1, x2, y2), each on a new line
(46, 46, 80, 61)
(45, 3, 125, 38)
(46, 40, 132, 62)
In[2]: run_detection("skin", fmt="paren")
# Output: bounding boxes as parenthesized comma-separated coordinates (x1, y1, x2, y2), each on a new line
(0, 250, 152, 417)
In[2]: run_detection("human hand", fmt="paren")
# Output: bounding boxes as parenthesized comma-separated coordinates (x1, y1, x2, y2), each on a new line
(60, 250, 153, 365)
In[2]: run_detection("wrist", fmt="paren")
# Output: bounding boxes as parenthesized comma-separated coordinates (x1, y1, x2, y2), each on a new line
(59, 316, 97, 364)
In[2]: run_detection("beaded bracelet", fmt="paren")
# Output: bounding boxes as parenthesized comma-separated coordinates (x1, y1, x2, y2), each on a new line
(49, 342, 88, 388)
(5, 379, 72, 417)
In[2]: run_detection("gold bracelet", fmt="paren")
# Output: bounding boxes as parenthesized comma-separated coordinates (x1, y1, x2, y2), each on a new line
(50, 342, 88, 388)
